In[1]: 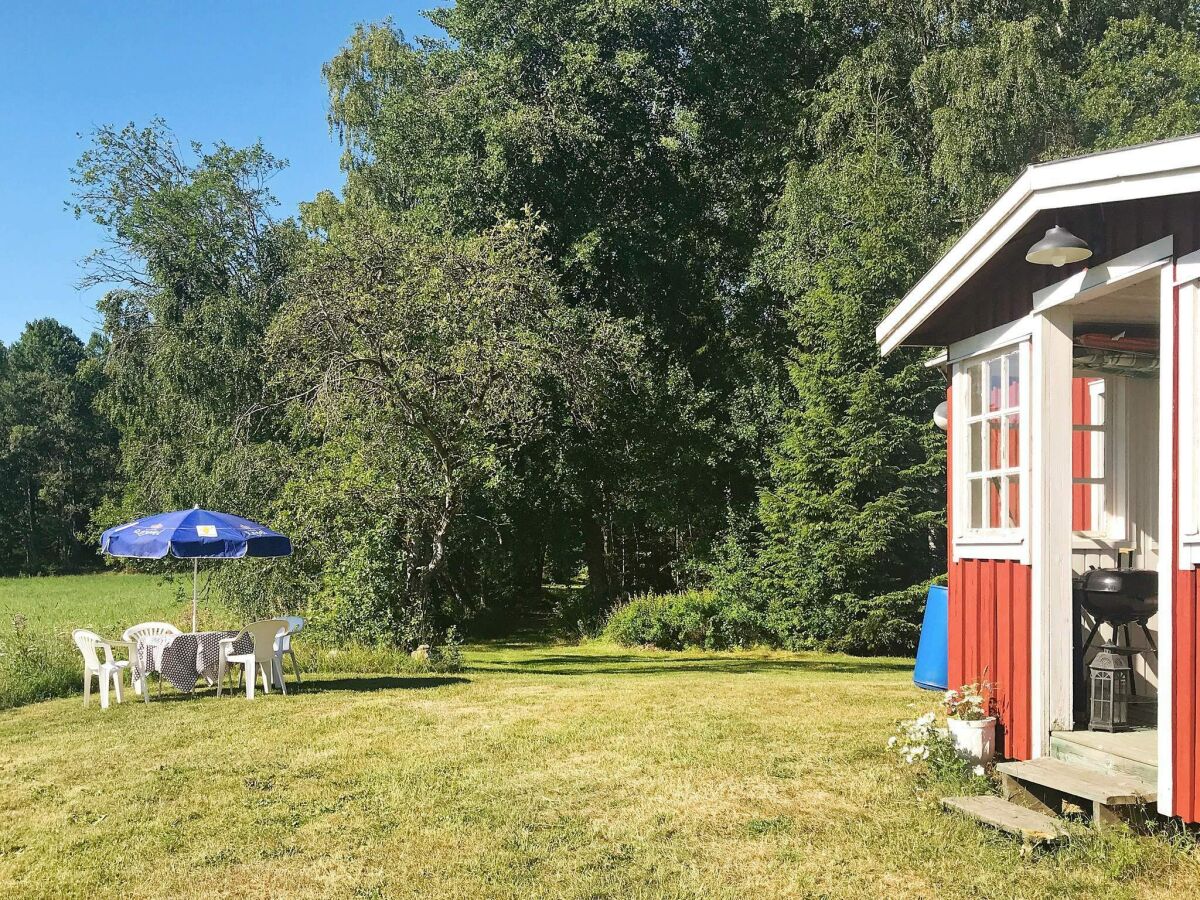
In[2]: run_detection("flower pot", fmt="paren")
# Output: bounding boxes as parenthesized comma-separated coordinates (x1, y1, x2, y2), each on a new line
(946, 716, 996, 766)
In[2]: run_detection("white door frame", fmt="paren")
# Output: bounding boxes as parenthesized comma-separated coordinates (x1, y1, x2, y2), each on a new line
(1157, 260, 1178, 816)
(1029, 238, 1176, 760)
(1030, 307, 1075, 754)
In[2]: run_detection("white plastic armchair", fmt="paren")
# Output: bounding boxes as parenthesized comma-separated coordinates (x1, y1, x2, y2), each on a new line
(72, 630, 129, 709)
(122, 622, 183, 696)
(217, 619, 289, 699)
(274, 616, 305, 687)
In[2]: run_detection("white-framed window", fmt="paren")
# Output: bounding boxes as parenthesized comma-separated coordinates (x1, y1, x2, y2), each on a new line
(1071, 375, 1127, 545)
(952, 341, 1030, 559)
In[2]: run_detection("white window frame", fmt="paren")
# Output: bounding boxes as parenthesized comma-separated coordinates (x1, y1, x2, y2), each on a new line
(951, 339, 1031, 562)
(1069, 375, 1129, 550)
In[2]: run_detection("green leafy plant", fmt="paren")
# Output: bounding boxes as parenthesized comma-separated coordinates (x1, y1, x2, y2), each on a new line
(603, 590, 764, 650)
(0, 614, 78, 709)
(943, 681, 994, 721)
(888, 710, 989, 786)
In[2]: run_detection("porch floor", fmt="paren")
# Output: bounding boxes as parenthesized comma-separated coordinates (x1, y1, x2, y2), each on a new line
(1050, 728, 1157, 782)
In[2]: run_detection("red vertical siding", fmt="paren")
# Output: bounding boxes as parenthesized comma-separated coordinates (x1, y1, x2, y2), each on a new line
(948, 559, 1034, 760)
(1175, 569, 1197, 820)
(946, 386, 1034, 760)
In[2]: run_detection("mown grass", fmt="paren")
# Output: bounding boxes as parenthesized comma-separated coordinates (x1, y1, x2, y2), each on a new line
(3, 617, 1200, 896)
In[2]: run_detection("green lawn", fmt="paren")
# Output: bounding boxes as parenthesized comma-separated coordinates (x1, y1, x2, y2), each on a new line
(1, 579, 1198, 897)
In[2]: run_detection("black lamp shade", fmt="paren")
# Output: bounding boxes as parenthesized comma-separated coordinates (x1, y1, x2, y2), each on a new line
(1026, 225, 1092, 267)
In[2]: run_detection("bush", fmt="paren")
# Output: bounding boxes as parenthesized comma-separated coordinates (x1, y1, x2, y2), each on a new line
(603, 589, 764, 650)
(0, 615, 78, 709)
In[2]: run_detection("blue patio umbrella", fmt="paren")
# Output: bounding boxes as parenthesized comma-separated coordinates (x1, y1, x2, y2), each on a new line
(101, 506, 292, 632)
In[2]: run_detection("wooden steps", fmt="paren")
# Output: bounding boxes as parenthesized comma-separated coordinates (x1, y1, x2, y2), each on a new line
(944, 757, 1157, 842)
(997, 758, 1155, 828)
(942, 795, 1068, 844)
(1050, 729, 1158, 783)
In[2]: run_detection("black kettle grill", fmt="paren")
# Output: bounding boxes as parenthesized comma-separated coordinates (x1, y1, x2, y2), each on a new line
(1075, 567, 1158, 636)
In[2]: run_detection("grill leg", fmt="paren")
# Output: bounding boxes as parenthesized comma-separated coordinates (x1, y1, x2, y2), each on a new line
(1123, 625, 1137, 697)
(1139, 620, 1158, 655)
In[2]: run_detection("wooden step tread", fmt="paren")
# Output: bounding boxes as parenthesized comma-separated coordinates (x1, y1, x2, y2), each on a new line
(943, 795, 1068, 843)
(996, 758, 1155, 805)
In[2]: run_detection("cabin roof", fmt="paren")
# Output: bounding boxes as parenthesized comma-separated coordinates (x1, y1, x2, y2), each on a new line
(877, 133, 1200, 355)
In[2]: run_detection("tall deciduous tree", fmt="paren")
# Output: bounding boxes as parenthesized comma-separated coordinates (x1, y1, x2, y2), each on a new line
(253, 211, 639, 642)
(320, 1, 816, 602)
(71, 121, 300, 527)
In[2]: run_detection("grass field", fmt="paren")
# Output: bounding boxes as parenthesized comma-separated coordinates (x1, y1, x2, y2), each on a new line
(2, 578, 1200, 897)
(0, 573, 196, 631)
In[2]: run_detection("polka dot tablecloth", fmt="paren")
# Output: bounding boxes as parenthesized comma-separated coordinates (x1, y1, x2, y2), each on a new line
(134, 631, 253, 693)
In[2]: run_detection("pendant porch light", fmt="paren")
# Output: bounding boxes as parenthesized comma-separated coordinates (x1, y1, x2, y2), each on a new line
(1025, 225, 1092, 267)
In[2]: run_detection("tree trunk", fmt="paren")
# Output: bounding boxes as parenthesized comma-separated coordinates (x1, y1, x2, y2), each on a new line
(24, 478, 36, 572)
(582, 514, 611, 604)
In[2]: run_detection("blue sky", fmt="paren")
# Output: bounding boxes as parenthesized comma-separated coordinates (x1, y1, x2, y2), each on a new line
(0, 2, 441, 345)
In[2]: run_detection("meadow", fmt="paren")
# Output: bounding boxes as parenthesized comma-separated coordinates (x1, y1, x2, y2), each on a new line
(2, 576, 1200, 898)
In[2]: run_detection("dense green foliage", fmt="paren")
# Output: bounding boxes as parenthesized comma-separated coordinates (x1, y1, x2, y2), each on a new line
(0, 321, 115, 574)
(7, 2, 1200, 649)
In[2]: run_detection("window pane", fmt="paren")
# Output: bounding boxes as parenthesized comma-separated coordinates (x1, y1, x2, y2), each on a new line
(1075, 487, 1094, 535)
(1089, 378, 1105, 426)
(970, 479, 983, 529)
(986, 419, 1002, 470)
(1004, 414, 1020, 467)
(1007, 476, 1021, 528)
(968, 365, 982, 417)
(988, 358, 1002, 412)
(1089, 431, 1105, 479)
(1005, 350, 1020, 410)
(969, 422, 983, 473)
(988, 476, 1003, 528)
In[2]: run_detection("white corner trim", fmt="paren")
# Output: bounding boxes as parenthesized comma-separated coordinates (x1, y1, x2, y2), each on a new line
(924, 350, 949, 369)
(877, 135, 1200, 355)
(1158, 262, 1176, 818)
(1031, 236, 1173, 313)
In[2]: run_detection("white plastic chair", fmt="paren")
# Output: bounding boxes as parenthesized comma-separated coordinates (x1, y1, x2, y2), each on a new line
(217, 619, 289, 699)
(122, 622, 183, 696)
(274, 616, 305, 687)
(72, 630, 129, 709)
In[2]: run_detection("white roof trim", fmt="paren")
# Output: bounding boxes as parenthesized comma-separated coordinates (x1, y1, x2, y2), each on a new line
(877, 134, 1200, 355)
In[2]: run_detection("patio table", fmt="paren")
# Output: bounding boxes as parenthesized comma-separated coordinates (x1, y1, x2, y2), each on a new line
(133, 630, 253, 697)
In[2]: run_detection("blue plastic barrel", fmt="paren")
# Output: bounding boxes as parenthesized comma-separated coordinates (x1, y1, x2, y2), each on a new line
(913, 584, 949, 691)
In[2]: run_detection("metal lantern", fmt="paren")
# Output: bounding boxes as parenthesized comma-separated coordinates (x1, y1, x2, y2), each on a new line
(1088, 643, 1131, 732)
(1026, 225, 1092, 267)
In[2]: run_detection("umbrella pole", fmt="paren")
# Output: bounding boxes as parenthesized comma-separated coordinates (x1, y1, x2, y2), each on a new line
(192, 558, 199, 633)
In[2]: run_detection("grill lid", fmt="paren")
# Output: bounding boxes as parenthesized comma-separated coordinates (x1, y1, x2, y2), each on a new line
(1077, 568, 1157, 599)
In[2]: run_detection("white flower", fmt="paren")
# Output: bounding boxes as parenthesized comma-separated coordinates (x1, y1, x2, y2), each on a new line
(972, 765, 985, 776)
(887, 736, 898, 748)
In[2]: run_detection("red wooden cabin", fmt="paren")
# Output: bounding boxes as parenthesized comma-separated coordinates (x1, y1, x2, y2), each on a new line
(879, 135, 1200, 820)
